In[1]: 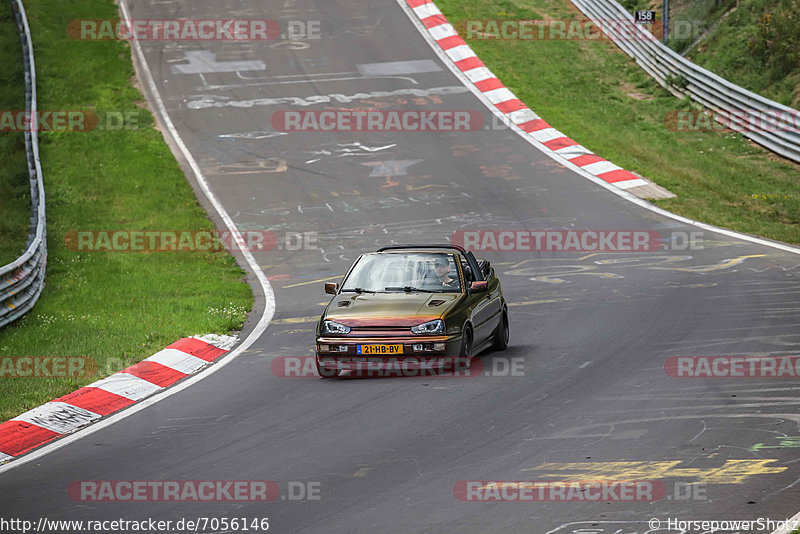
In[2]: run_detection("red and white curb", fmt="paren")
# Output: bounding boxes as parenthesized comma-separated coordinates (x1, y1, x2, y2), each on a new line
(406, 0, 672, 199)
(0, 334, 236, 463)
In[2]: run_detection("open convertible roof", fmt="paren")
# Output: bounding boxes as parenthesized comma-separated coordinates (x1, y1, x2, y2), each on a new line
(377, 244, 467, 254)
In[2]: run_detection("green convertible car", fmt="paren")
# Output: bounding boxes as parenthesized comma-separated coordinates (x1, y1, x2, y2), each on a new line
(315, 244, 509, 377)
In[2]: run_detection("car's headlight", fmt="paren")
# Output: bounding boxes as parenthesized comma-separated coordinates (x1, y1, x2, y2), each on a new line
(321, 320, 351, 334)
(411, 319, 445, 335)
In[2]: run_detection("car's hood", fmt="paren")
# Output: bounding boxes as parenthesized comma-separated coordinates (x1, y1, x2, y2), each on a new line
(324, 292, 461, 326)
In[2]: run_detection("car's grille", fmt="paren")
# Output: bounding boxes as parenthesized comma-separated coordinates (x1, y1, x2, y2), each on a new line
(348, 326, 412, 337)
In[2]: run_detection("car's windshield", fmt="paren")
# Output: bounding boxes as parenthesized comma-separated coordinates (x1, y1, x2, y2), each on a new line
(341, 252, 462, 293)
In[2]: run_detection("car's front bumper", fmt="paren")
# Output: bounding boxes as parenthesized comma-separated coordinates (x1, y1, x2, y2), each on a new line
(315, 334, 467, 373)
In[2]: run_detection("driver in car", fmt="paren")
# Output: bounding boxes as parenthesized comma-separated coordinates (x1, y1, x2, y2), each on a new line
(433, 256, 456, 288)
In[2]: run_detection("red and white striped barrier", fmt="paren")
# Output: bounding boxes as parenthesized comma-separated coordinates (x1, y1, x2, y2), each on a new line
(0, 335, 234, 461)
(406, 0, 662, 196)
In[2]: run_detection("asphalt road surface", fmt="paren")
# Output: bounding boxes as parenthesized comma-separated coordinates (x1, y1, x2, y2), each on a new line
(2, 0, 800, 533)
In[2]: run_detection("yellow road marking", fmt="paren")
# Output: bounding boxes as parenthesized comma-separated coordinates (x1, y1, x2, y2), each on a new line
(282, 275, 340, 288)
(509, 254, 604, 269)
(651, 254, 766, 272)
(405, 183, 456, 191)
(523, 459, 786, 485)
(508, 298, 571, 307)
(271, 316, 318, 325)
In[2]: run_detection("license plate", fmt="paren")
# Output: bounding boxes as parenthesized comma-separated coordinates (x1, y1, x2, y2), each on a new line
(358, 344, 403, 355)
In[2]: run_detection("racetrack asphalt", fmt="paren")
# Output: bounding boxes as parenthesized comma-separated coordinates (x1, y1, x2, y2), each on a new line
(2, 1, 800, 532)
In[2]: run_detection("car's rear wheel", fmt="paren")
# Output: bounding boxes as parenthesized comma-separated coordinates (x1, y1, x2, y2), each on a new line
(492, 309, 509, 350)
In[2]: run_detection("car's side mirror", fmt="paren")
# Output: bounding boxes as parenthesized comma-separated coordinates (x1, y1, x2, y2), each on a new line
(324, 282, 339, 295)
(469, 281, 488, 294)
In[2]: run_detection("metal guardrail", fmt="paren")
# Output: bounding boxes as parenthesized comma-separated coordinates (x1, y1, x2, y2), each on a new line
(571, 0, 800, 164)
(1, 0, 46, 328)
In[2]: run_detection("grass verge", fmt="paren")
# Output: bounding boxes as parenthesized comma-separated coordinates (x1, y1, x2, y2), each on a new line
(0, 0, 253, 423)
(0, 1, 31, 266)
(436, 0, 799, 245)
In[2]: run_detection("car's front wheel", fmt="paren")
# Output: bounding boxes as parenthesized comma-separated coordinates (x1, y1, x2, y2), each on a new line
(459, 325, 473, 367)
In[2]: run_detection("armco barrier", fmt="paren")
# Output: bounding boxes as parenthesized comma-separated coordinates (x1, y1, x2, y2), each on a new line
(1, 0, 47, 328)
(571, 0, 800, 164)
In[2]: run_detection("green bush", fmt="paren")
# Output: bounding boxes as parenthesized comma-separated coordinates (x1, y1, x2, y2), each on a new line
(750, 0, 800, 79)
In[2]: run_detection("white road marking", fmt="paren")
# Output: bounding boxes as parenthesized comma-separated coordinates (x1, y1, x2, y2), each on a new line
(187, 86, 469, 110)
(362, 159, 423, 177)
(171, 51, 265, 74)
(219, 131, 288, 140)
(356, 59, 441, 76)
